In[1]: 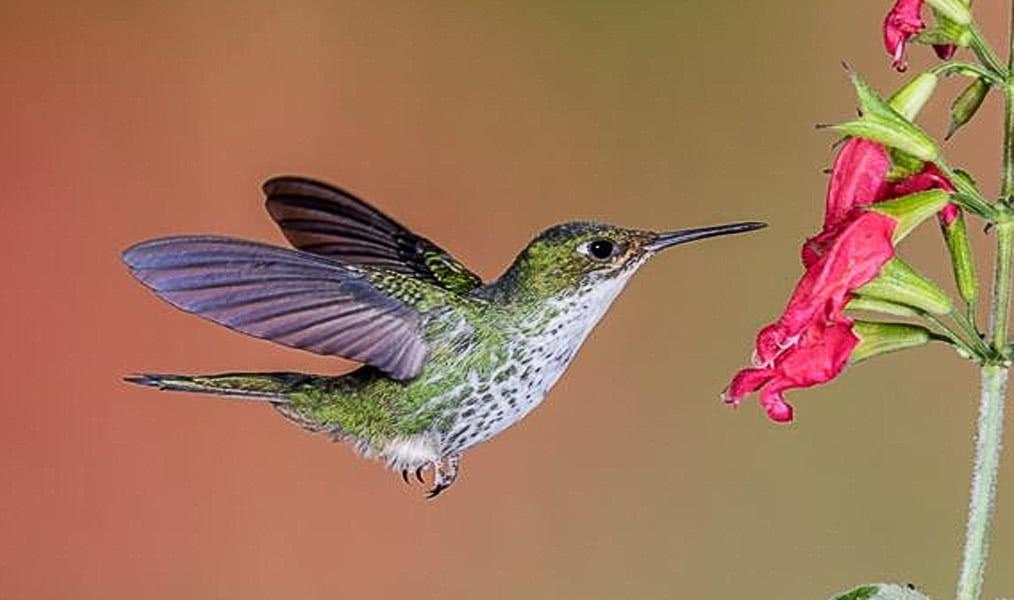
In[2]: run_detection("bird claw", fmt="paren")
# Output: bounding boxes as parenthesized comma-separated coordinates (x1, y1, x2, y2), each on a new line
(397, 454, 462, 497)
(425, 482, 450, 499)
(423, 453, 461, 499)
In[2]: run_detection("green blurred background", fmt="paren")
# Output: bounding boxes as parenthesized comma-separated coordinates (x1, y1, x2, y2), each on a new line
(2, 1, 1012, 598)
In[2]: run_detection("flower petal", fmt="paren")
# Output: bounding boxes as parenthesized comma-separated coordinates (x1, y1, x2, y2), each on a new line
(728, 319, 860, 423)
(821, 139, 891, 230)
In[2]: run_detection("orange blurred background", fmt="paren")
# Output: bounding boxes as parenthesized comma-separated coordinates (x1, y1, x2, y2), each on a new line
(2, 1, 1013, 598)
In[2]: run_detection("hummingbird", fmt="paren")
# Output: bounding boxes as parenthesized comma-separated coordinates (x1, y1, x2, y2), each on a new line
(123, 176, 764, 497)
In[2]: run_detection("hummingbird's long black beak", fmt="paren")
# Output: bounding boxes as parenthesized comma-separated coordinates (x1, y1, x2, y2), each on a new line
(647, 221, 767, 252)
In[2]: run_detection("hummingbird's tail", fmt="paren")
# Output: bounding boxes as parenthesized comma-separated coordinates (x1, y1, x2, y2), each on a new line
(123, 372, 308, 402)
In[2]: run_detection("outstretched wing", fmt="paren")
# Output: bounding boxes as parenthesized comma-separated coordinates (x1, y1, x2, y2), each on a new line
(122, 236, 429, 380)
(263, 176, 483, 295)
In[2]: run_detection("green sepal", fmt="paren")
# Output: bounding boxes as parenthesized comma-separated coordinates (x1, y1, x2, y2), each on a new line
(850, 321, 932, 364)
(942, 210, 979, 305)
(831, 74, 939, 161)
(953, 167, 978, 191)
(857, 257, 953, 315)
(828, 583, 932, 600)
(947, 77, 990, 139)
(927, 0, 971, 25)
(889, 72, 939, 120)
(832, 121, 937, 162)
(886, 72, 940, 176)
(847, 295, 921, 318)
(869, 189, 951, 242)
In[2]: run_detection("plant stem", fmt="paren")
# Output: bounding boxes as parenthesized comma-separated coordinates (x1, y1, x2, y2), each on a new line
(954, 7, 1014, 600)
(955, 365, 1008, 600)
(1004, 48, 1014, 201)
(930, 61, 1006, 85)
(969, 25, 1008, 79)
(990, 225, 1014, 351)
(951, 309, 991, 356)
(936, 160, 996, 219)
(927, 312, 980, 357)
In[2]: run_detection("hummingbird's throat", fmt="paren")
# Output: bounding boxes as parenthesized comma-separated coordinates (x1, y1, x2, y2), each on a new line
(524, 269, 637, 373)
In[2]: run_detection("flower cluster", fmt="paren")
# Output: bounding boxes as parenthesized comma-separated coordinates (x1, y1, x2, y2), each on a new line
(723, 139, 951, 422)
(722, 0, 993, 423)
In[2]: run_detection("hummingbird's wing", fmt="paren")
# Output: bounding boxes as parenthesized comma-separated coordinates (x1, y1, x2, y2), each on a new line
(263, 176, 483, 295)
(122, 235, 431, 380)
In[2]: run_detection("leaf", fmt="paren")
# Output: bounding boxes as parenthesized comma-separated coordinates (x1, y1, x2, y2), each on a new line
(829, 583, 932, 600)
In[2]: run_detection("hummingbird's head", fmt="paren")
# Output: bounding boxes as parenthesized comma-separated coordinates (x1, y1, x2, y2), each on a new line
(499, 220, 766, 301)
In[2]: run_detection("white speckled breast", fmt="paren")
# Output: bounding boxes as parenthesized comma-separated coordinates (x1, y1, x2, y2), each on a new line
(437, 271, 636, 455)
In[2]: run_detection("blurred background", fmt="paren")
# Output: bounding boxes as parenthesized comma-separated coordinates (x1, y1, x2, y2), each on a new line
(2, 1, 1013, 598)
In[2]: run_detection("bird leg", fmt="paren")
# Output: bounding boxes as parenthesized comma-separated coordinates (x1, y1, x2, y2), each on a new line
(425, 454, 461, 499)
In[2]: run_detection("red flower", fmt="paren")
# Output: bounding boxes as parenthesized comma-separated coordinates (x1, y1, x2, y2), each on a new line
(884, 0, 956, 71)
(724, 139, 898, 422)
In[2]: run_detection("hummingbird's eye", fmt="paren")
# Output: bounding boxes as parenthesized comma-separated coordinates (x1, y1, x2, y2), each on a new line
(579, 239, 618, 261)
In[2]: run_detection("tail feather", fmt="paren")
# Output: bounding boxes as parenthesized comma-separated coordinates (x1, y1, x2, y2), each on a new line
(123, 372, 310, 402)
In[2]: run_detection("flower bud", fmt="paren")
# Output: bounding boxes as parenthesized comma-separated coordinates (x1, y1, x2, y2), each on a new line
(889, 72, 939, 120)
(831, 74, 938, 161)
(868, 189, 951, 242)
(856, 257, 953, 315)
(850, 321, 932, 364)
(941, 209, 979, 305)
(946, 78, 990, 140)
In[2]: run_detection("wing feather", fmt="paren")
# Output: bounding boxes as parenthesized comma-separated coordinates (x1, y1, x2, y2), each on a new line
(263, 176, 483, 294)
(122, 235, 429, 380)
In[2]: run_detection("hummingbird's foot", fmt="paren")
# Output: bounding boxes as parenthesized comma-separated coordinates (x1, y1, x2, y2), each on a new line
(400, 464, 432, 486)
(425, 454, 462, 499)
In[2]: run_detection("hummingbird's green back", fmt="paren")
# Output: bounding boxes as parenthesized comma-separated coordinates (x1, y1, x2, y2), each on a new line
(123, 175, 764, 495)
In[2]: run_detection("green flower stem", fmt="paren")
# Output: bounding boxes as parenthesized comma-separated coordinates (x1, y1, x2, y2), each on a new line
(968, 24, 1008, 80)
(936, 160, 996, 219)
(1005, 0, 1014, 203)
(990, 224, 1014, 352)
(951, 309, 991, 356)
(956, 364, 1008, 600)
(920, 312, 973, 354)
(1005, 89, 1014, 204)
(930, 61, 1006, 86)
(923, 311, 979, 357)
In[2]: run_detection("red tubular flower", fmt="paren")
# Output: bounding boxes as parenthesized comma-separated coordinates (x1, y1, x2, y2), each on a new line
(724, 139, 897, 422)
(884, 0, 956, 71)
(725, 138, 955, 422)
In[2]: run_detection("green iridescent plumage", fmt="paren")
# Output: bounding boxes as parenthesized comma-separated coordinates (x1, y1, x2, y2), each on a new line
(124, 176, 764, 496)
